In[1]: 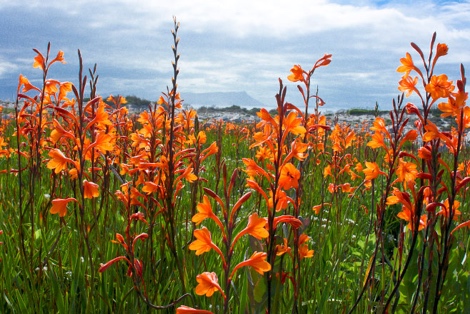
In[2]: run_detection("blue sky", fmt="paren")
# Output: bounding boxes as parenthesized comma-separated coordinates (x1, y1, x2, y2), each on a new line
(0, 0, 469, 111)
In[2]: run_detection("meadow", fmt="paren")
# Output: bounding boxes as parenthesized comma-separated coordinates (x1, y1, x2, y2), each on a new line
(0, 19, 469, 313)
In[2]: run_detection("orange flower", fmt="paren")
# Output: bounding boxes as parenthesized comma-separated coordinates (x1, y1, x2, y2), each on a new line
(200, 142, 218, 162)
(58, 81, 73, 104)
(19, 74, 40, 93)
(279, 163, 300, 190)
(69, 168, 79, 180)
(50, 50, 66, 65)
(187, 131, 207, 146)
(422, 121, 443, 142)
(192, 195, 224, 231)
(312, 204, 322, 215)
(231, 213, 268, 250)
(425, 74, 454, 100)
(370, 116, 387, 133)
(268, 189, 292, 212)
(437, 199, 461, 221)
(287, 65, 305, 82)
(285, 140, 308, 163)
(88, 132, 115, 154)
(189, 227, 214, 255)
(189, 227, 221, 255)
(439, 86, 467, 120)
(251, 129, 271, 148)
(255, 146, 272, 162)
(298, 233, 314, 259)
(257, 108, 277, 125)
(50, 198, 77, 217)
(243, 158, 272, 181)
(142, 181, 159, 195)
(174, 165, 198, 187)
(396, 159, 418, 184)
(0, 137, 9, 157)
(418, 146, 432, 162)
(398, 75, 419, 97)
(438, 97, 461, 118)
(367, 132, 386, 150)
(341, 183, 354, 193)
(397, 52, 417, 76)
(86, 101, 113, 129)
(432, 43, 449, 69)
(33, 50, 45, 70)
(387, 188, 411, 207)
(50, 119, 75, 144)
(243, 214, 270, 238)
(400, 129, 418, 146)
(363, 162, 381, 180)
(156, 95, 166, 106)
(44, 79, 59, 96)
(194, 131, 207, 144)
(435, 43, 448, 59)
(397, 208, 427, 232)
(195, 272, 225, 298)
(328, 183, 336, 194)
(355, 162, 363, 173)
(276, 238, 291, 256)
(176, 305, 213, 314)
(389, 188, 426, 231)
(344, 129, 356, 149)
(230, 251, 271, 279)
(283, 111, 306, 136)
(457, 161, 469, 174)
(83, 180, 99, 199)
(176, 109, 197, 130)
(47, 148, 74, 173)
(189, 227, 226, 266)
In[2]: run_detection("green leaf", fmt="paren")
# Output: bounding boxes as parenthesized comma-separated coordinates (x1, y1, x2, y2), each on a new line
(34, 228, 42, 240)
(253, 271, 266, 303)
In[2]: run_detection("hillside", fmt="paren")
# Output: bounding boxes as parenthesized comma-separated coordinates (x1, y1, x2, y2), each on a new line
(182, 91, 264, 108)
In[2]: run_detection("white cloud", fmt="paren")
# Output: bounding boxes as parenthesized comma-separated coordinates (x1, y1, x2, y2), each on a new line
(0, 0, 469, 109)
(5, 0, 457, 38)
(0, 58, 17, 77)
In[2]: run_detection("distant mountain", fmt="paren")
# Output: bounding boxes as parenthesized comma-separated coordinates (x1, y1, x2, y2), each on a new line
(182, 91, 264, 108)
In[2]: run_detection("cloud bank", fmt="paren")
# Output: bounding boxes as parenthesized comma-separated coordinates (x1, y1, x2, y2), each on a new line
(0, 0, 469, 110)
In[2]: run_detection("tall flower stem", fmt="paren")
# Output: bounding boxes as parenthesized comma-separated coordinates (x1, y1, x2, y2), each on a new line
(164, 17, 186, 291)
(266, 79, 286, 313)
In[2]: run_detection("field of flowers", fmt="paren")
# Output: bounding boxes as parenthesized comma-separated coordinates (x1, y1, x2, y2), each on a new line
(0, 19, 469, 313)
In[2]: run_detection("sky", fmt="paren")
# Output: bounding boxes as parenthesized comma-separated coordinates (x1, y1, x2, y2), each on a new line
(0, 0, 469, 111)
